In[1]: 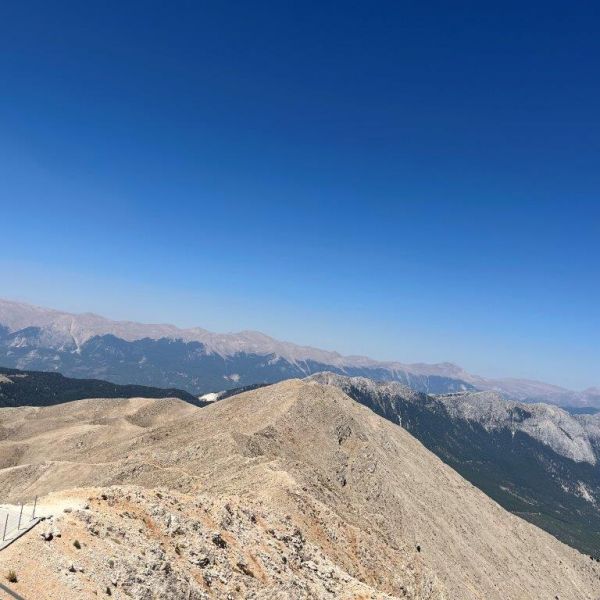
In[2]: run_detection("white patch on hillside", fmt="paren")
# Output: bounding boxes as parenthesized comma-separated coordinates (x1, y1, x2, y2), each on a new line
(577, 482, 596, 504)
(199, 392, 220, 403)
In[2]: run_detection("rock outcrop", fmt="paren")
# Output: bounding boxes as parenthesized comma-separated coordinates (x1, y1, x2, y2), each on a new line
(307, 372, 600, 555)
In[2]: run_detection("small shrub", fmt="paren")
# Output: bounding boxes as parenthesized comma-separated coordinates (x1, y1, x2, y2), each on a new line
(6, 570, 17, 583)
(175, 544, 182, 556)
(73, 540, 81, 549)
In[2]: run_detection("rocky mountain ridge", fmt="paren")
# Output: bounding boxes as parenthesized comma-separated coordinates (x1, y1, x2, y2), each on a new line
(1, 380, 599, 598)
(310, 373, 600, 464)
(307, 372, 600, 556)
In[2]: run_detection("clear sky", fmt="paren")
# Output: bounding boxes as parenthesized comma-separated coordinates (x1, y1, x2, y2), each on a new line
(1, 1, 598, 389)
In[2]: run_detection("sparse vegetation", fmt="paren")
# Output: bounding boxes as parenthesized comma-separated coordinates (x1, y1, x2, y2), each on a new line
(6, 570, 17, 583)
(73, 539, 81, 549)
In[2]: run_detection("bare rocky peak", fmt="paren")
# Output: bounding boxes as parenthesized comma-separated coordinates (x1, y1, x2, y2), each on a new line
(575, 412, 600, 448)
(439, 390, 599, 464)
(1, 381, 599, 599)
(310, 372, 600, 465)
(307, 370, 424, 401)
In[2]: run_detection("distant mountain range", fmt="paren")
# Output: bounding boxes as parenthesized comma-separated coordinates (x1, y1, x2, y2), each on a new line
(0, 365, 205, 408)
(307, 372, 600, 557)
(1, 298, 598, 407)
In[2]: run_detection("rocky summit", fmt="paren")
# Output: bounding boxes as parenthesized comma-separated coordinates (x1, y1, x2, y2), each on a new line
(1, 380, 599, 599)
(307, 372, 600, 556)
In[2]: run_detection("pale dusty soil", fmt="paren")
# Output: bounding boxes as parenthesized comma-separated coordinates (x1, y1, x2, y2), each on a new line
(1, 486, 400, 599)
(0, 381, 599, 599)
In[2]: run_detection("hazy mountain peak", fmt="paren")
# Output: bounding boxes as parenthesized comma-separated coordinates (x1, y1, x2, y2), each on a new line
(0, 298, 449, 371)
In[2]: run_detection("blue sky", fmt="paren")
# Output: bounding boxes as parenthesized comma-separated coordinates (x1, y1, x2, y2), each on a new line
(1, 1, 598, 389)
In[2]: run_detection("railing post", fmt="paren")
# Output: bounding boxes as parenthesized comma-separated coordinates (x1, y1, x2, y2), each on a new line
(32, 496, 37, 520)
(17, 503, 24, 530)
(2, 512, 8, 541)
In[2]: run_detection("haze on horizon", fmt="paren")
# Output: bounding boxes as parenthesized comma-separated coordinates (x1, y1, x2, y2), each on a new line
(1, 2, 598, 389)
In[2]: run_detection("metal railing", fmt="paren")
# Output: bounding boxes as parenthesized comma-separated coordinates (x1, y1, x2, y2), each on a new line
(1, 497, 38, 543)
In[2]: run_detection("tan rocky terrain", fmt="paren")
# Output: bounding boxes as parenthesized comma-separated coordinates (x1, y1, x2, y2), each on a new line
(0, 380, 599, 599)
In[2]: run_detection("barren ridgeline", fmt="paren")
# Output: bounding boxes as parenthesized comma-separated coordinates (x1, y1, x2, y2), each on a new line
(0, 381, 599, 598)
